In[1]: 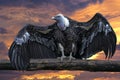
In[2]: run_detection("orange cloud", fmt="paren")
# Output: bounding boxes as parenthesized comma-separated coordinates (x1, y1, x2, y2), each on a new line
(20, 70, 81, 80)
(5, 71, 119, 80)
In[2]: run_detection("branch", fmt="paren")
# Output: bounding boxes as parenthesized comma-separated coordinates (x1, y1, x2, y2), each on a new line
(0, 59, 120, 72)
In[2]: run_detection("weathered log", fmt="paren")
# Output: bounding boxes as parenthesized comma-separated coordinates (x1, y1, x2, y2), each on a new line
(0, 59, 120, 72)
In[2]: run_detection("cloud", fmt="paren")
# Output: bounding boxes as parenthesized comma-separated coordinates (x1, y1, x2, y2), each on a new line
(75, 72, 120, 80)
(0, 27, 7, 34)
(0, 0, 104, 13)
(116, 45, 120, 50)
(14, 70, 82, 80)
(0, 15, 12, 20)
(0, 42, 8, 60)
(0, 70, 120, 80)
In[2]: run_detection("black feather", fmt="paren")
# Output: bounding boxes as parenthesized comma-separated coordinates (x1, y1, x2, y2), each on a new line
(75, 13, 116, 59)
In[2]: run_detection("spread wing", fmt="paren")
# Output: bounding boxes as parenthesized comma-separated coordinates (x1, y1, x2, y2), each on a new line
(76, 13, 117, 59)
(8, 24, 58, 70)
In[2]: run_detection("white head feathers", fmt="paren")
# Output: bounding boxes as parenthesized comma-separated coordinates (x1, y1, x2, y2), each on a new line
(52, 13, 70, 30)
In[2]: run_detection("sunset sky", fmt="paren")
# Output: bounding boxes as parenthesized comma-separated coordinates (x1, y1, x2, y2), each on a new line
(0, 0, 120, 80)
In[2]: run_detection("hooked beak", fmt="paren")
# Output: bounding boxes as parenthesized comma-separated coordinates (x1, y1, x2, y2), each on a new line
(51, 16, 55, 20)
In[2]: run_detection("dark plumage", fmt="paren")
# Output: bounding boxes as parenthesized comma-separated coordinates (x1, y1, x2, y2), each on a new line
(8, 13, 116, 70)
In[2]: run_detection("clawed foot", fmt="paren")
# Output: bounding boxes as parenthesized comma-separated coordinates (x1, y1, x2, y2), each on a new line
(82, 58, 89, 60)
(57, 55, 76, 61)
(57, 56, 66, 62)
(69, 56, 75, 61)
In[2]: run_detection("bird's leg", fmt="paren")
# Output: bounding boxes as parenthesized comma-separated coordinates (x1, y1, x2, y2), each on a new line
(58, 43, 66, 61)
(69, 52, 75, 61)
(69, 43, 76, 61)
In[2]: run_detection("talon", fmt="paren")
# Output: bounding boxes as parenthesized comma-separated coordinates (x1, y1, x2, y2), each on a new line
(82, 58, 89, 60)
(63, 55, 66, 58)
(69, 56, 75, 61)
(60, 56, 66, 61)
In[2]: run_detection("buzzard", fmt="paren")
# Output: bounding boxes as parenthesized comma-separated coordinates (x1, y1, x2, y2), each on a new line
(8, 13, 116, 70)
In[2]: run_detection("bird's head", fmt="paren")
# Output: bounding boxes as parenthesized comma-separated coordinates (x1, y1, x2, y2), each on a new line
(51, 13, 69, 30)
(51, 13, 65, 22)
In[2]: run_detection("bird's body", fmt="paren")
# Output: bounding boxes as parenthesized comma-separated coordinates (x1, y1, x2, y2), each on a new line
(55, 27, 78, 60)
(8, 13, 117, 70)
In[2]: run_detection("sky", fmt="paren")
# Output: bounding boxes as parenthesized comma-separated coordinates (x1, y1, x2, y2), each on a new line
(0, 0, 120, 80)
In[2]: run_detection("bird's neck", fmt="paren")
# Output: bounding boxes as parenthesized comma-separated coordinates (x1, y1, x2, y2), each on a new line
(57, 17, 69, 30)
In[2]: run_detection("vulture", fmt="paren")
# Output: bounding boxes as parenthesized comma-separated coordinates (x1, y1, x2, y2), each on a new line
(8, 13, 116, 70)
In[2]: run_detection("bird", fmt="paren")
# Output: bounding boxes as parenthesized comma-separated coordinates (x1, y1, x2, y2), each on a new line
(51, 14, 77, 61)
(8, 13, 116, 70)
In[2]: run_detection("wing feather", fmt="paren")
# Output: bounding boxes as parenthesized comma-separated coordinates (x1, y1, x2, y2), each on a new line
(77, 13, 117, 59)
(8, 24, 57, 70)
